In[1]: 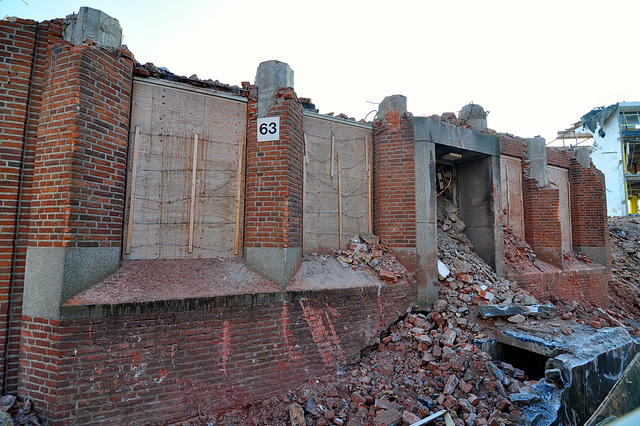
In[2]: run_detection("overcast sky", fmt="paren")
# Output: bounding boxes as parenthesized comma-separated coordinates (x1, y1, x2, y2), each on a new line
(2, 0, 639, 144)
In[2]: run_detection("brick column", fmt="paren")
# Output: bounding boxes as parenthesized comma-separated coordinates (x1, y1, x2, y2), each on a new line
(0, 17, 68, 392)
(373, 95, 436, 306)
(244, 61, 303, 288)
(17, 16, 133, 421)
(570, 149, 610, 269)
(522, 137, 563, 267)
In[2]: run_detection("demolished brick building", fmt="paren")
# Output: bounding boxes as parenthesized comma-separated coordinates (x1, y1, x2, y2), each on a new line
(0, 7, 630, 426)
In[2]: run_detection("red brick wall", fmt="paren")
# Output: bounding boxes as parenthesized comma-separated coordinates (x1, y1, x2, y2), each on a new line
(244, 88, 304, 248)
(498, 134, 525, 158)
(18, 317, 62, 421)
(522, 178, 563, 267)
(547, 148, 571, 169)
(20, 283, 415, 425)
(510, 266, 609, 307)
(373, 112, 416, 248)
(29, 42, 133, 248)
(0, 18, 64, 392)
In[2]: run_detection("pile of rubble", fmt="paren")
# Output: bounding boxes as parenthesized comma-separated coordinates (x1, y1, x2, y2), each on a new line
(608, 216, 640, 323)
(0, 395, 40, 425)
(335, 233, 412, 284)
(174, 216, 640, 425)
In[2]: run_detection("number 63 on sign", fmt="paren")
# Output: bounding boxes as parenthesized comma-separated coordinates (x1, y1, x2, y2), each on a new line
(257, 117, 280, 142)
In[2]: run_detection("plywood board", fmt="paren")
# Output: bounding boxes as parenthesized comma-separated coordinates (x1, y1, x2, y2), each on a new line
(303, 116, 373, 254)
(123, 80, 247, 259)
(548, 166, 572, 252)
(500, 156, 525, 239)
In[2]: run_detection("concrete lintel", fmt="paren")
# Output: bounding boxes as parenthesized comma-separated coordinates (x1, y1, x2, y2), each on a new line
(526, 137, 548, 187)
(23, 246, 121, 319)
(245, 246, 302, 289)
(414, 117, 500, 157)
(255, 60, 294, 118)
(63, 7, 122, 48)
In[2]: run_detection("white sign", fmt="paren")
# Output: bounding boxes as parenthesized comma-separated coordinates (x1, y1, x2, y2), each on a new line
(257, 117, 280, 142)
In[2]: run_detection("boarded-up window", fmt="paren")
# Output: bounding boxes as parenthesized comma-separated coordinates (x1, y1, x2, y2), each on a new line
(548, 166, 572, 252)
(123, 79, 247, 259)
(500, 155, 525, 239)
(303, 114, 373, 253)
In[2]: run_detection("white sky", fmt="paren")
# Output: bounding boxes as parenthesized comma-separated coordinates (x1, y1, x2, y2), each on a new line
(2, 0, 639, 144)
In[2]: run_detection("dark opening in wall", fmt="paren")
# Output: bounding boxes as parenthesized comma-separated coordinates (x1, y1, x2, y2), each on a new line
(495, 342, 549, 380)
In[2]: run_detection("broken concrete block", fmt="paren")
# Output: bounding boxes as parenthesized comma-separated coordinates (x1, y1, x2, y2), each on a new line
(476, 303, 557, 319)
(438, 260, 450, 280)
(289, 402, 305, 425)
(509, 392, 541, 406)
(545, 368, 565, 388)
(507, 314, 526, 324)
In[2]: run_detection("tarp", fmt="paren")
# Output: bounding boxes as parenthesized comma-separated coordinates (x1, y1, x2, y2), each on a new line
(581, 103, 619, 134)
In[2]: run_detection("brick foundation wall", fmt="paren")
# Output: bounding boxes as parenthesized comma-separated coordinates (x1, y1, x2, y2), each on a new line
(244, 87, 304, 249)
(22, 282, 415, 425)
(373, 111, 416, 249)
(522, 178, 563, 267)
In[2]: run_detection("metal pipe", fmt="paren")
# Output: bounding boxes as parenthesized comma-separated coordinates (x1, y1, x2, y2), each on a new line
(4, 21, 40, 394)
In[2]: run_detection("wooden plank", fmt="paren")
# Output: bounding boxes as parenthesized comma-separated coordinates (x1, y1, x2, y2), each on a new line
(188, 133, 199, 253)
(330, 130, 335, 178)
(125, 126, 141, 255)
(234, 137, 244, 255)
(337, 153, 343, 249)
(302, 133, 308, 254)
(366, 135, 373, 233)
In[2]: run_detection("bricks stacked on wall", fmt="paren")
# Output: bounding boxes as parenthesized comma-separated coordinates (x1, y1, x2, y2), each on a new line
(30, 41, 134, 248)
(244, 88, 304, 248)
(24, 283, 416, 424)
(373, 112, 416, 248)
(522, 178, 563, 267)
(0, 18, 64, 392)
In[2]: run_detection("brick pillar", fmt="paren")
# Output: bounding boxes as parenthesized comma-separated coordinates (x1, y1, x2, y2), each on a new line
(373, 95, 437, 306)
(570, 148, 610, 270)
(0, 17, 66, 393)
(244, 61, 303, 288)
(522, 137, 563, 267)
(17, 17, 133, 421)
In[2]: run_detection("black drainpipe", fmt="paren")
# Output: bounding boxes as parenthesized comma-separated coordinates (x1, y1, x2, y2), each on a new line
(3, 21, 40, 395)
